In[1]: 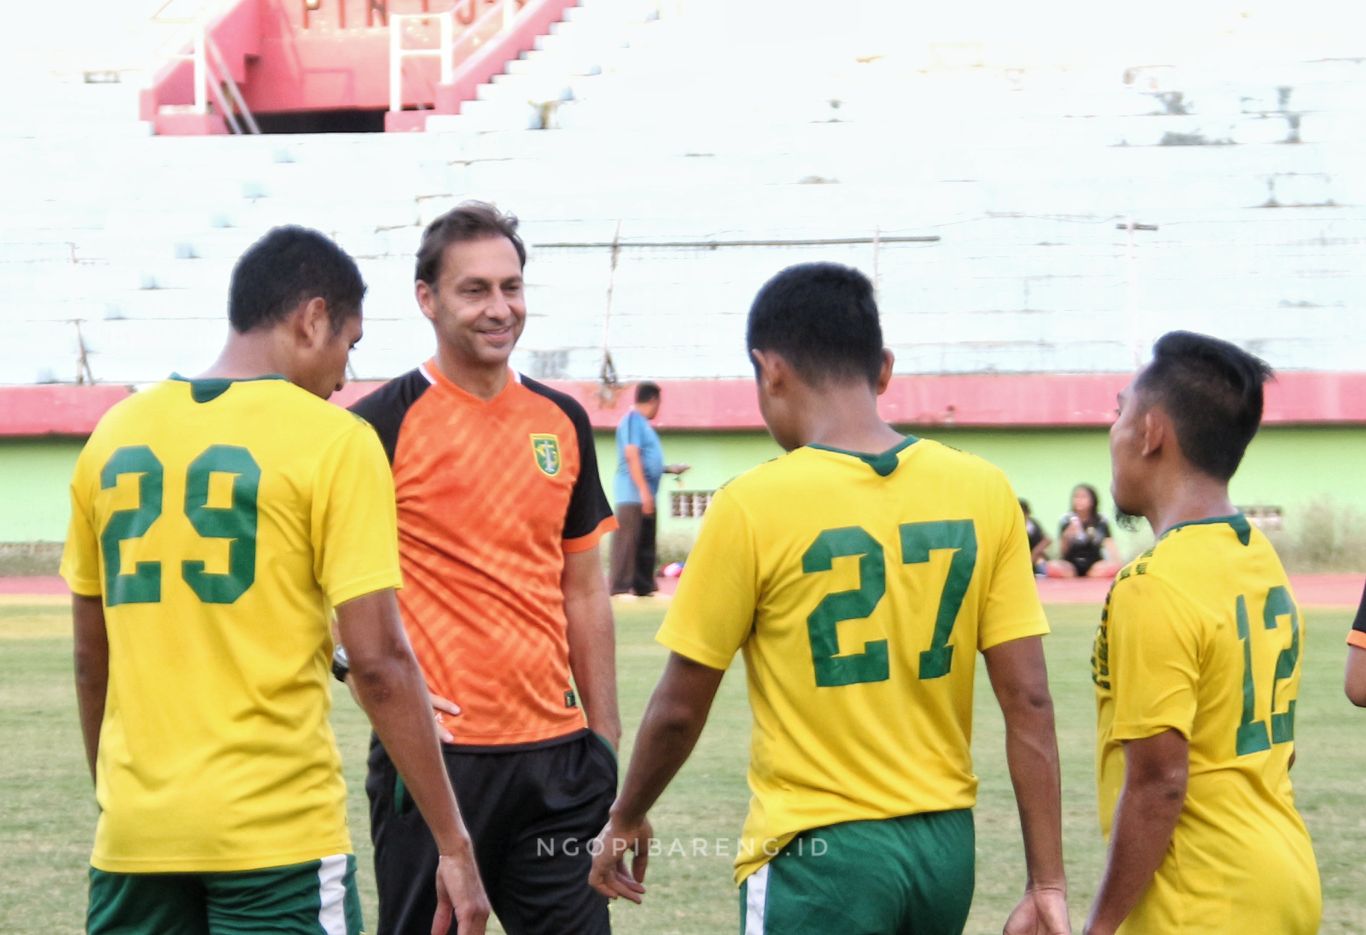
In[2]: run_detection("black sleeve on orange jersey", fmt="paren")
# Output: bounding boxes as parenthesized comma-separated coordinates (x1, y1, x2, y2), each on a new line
(348, 368, 430, 464)
(1353, 580, 1366, 635)
(522, 376, 614, 539)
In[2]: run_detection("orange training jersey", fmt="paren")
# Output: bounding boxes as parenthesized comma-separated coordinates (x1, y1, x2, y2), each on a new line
(351, 362, 615, 747)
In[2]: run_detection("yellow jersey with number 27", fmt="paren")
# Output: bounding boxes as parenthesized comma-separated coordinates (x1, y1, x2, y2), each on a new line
(657, 436, 1049, 884)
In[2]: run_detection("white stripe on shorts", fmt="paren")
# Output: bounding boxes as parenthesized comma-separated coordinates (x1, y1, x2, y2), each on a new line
(317, 854, 349, 935)
(744, 864, 770, 935)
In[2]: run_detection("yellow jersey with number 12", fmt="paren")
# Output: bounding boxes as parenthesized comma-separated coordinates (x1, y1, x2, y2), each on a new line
(60, 376, 402, 873)
(1092, 515, 1321, 934)
(657, 436, 1049, 884)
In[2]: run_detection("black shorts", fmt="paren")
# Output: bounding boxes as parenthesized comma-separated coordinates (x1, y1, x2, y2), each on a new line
(1065, 552, 1100, 577)
(366, 729, 617, 935)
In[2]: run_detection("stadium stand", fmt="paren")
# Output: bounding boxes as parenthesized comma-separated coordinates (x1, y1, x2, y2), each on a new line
(2, 0, 1364, 386)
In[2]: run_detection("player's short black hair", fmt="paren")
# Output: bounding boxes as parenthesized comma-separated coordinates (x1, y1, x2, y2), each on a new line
(635, 381, 661, 404)
(1135, 330, 1274, 481)
(415, 201, 526, 285)
(228, 226, 365, 334)
(1019, 497, 1032, 515)
(746, 262, 883, 387)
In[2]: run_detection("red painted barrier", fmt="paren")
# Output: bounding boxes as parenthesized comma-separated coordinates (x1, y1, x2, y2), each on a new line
(143, 0, 576, 133)
(7, 372, 1366, 437)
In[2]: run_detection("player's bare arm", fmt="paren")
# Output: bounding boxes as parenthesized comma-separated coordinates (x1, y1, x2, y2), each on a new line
(984, 635, 1071, 935)
(589, 652, 726, 903)
(1347, 646, 1366, 707)
(1085, 730, 1188, 935)
(336, 588, 491, 935)
(563, 545, 622, 749)
(72, 595, 109, 783)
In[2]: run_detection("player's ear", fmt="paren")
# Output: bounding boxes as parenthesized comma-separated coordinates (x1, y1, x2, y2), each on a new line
(294, 296, 331, 349)
(875, 348, 895, 395)
(1140, 405, 1167, 458)
(750, 349, 782, 393)
(415, 279, 438, 323)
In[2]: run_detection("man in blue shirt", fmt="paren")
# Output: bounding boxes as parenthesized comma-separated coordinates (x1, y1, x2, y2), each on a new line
(610, 382, 688, 597)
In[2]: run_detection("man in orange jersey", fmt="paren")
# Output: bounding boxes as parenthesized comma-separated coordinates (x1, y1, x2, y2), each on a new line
(343, 202, 620, 935)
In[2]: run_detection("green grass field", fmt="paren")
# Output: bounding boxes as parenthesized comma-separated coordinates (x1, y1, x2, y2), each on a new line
(2, 600, 1362, 934)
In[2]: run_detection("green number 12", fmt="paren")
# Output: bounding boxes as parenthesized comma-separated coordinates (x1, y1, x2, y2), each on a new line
(801, 521, 977, 688)
(100, 444, 261, 607)
(1235, 585, 1300, 756)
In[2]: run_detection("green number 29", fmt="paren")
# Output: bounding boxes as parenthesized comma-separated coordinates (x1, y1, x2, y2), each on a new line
(1235, 586, 1300, 755)
(100, 444, 261, 607)
(801, 521, 977, 688)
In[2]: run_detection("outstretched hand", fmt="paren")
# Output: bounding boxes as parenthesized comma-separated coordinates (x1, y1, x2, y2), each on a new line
(587, 814, 653, 904)
(1004, 885, 1071, 935)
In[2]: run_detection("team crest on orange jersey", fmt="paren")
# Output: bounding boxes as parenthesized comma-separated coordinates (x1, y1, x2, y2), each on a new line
(530, 434, 562, 476)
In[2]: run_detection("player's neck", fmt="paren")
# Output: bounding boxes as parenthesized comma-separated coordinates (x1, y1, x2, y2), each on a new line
(799, 389, 903, 454)
(198, 334, 291, 383)
(434, 348, 509, 401)
(1145, 472, 1238, 537)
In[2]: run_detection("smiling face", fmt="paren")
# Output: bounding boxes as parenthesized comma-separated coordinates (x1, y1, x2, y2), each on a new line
(417, 235, 526, 376)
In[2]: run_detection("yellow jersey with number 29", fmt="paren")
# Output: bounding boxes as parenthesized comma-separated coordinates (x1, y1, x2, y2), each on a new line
(657, 436, 1049, 885)
(60, 376, 402, 874)
(1092, 515, 1321, 934)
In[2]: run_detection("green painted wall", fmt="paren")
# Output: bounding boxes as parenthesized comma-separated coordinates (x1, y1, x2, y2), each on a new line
(592, 425, 1366, 565)
(7, 427, 1364, 570)
(0, 439, 86, 542)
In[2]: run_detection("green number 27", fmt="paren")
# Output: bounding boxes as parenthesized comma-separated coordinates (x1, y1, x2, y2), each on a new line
(1234, 586, 1300, 755)
(100, 444, 261, 607)
(801, 521, 977, 688)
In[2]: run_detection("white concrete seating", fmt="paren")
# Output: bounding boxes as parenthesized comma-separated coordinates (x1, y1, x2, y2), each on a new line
(2, 0, 1364, 385)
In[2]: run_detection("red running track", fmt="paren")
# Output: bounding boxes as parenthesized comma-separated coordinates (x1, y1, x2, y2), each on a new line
(5, 574, 1362, 608)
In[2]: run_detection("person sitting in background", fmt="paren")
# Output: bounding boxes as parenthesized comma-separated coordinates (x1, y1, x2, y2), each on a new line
(1046, 483, 1121, 578)
(1020, 498, 1052, 576)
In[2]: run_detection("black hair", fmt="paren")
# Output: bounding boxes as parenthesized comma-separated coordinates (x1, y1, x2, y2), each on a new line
(1135, 330, 1274, 481)
(415, 201, 526, 284)
(228, 226, 365, 334)
(746, 262, 883, 387)
(1072, 483, 1100, 516)
(1018, 497, 1032, 515)
(635, 381, 661, 404)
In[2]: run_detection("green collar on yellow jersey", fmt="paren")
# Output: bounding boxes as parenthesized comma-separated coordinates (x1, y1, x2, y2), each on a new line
(807, 435, 920, 477)
(170, 373, 287, 404)
(1159, 512, 1252, 547)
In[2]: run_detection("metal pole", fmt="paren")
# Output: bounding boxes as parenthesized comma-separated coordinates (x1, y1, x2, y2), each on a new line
(389, 14, 402, 111)
(193, 23, 207, 114)
(440, 12, 454, 86)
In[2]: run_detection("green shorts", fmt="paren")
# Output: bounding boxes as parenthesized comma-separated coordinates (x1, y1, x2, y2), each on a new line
(88, 853, 364, 935)
(738, 809, 974, 935)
